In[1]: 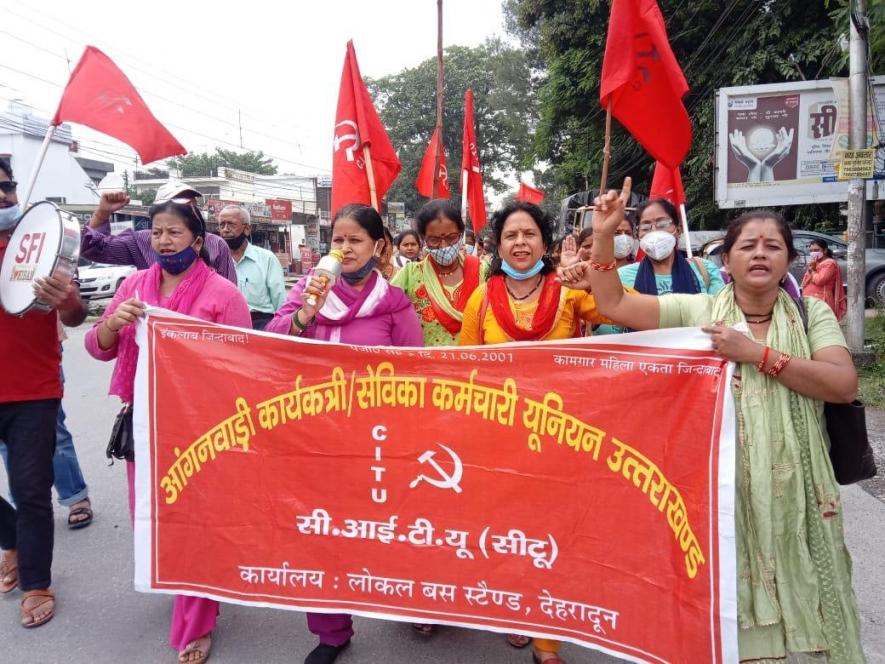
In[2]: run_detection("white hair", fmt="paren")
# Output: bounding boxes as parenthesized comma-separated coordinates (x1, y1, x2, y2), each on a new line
(219, 205, 250, 225)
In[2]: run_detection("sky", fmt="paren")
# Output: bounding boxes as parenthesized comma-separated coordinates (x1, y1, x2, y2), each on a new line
(1, 0, 508, 179)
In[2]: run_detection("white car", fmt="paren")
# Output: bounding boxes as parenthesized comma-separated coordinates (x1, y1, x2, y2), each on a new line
(78, 259, 136, 300)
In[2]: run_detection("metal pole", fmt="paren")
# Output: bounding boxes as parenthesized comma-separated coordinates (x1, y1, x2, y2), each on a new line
(20, 125, 56, 209)
(845, 0, 868, 354)
(433, 0, 444, 198)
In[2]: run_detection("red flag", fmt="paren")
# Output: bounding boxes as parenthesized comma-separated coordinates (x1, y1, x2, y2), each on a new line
(599, 0, 691, 169)
(516, 182, 544, 204)
(51, 46, 185, 164)
(332, 41, 401, 213)
(416, 127, 450, 199)
(461, 89, 487, 232)
(649, 161, 686, 206)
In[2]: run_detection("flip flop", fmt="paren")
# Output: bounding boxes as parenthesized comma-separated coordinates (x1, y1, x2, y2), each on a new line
(507, 634, 532, 649)
(20, 590, 55, 628)
(532, 654, 567, 664)
(0, 554, 17, 593)
(178, 634, 212, 664)
(412, 623, 435, 636)
(67, 501, 94, 530)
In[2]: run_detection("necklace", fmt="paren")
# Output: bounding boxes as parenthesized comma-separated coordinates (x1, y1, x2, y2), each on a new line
(740, 308, 774, 324)
(431, 259, 459, 277)
(506, 275, 543, 301)
(745, 315, 773, 324)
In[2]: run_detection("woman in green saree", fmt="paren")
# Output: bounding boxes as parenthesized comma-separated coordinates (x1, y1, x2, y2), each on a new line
(559, 177, 865, 663)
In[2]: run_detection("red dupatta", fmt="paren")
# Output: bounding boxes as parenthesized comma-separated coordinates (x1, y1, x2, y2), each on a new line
(485, 271, 561, 341)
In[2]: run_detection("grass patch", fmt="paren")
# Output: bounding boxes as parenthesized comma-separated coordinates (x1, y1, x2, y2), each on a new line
(859, 309, 885, 408)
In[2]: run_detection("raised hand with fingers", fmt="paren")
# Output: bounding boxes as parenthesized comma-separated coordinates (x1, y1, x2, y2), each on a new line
(559, 233, 579, 267)
(591, 176, 632, 237)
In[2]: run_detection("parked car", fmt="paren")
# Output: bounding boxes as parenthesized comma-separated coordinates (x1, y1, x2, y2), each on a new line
(78, 258, 136, 300)
(701, 231, 885, 305)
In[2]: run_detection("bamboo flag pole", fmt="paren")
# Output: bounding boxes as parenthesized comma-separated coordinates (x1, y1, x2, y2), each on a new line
(432, 0, 444, 198)
(363, 145, 379, 211)
(599, 97, 613, 195)
(20, 125, 57, 209)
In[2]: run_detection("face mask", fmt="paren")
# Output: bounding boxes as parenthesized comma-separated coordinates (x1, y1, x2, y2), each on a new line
(155, 244, 200, 275)
(809, 251, 823, 261)
(427, 237, 463, 266)
(224, 234, 248, 250)
(501, 259, 545, 280)
(639, 231, 677, 262)
(0, 204, 22, 231)
(341, 256, 378, 283)
(613, 234, 634, 259)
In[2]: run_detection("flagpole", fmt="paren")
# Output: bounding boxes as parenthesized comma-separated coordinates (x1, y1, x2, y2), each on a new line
(599, 96, 613, 195)
(433, 0, 444, 198)
(679, 203, 693, 258)
(20, 125, 56, 209)
(363, 145, 379, 211)
(461, 169, 468, 222)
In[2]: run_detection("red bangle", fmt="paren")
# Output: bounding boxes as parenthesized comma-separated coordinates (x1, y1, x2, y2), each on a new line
(756, 345, 771, 373)
(766, 352, 792, 377)
(590, 259, 617, 272)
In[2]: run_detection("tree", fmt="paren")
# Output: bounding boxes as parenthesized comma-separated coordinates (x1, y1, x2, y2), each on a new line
(506, 0, 883, 229)
(166, 148, 278, 176)
(367, 39, 541, 215)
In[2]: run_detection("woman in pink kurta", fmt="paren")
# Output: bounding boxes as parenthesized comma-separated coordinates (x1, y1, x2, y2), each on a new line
(266, 204, 422, 664)
(85, 199, 250, 664)
(801, 238, 846, 321)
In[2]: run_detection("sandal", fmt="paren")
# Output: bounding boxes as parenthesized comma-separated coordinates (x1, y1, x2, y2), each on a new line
(178, 634, 212, 664)
(507, 634, 532, 649)
(67, 499, 94, 530)
(0, 551, 17, 593)
(412, 623, 434, 636)
(532, 653, 567, 664)
(20, 589, 55, 628)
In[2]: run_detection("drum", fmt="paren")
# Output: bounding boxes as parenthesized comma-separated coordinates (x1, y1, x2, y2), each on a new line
(0, 201, 81, 316)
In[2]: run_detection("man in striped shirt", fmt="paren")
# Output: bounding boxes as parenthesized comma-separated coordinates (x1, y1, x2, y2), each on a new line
(80, 181, 236, 283)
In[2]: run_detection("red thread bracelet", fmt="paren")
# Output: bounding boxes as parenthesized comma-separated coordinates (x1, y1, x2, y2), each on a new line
(767, 352, 792, 377)
(590, 259, 617, 272)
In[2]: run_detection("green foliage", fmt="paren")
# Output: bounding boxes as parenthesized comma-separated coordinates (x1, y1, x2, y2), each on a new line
(367, 39, 540, 215)
(506, 0, 883, 229)
(166, 148, 278, 176)
(860, 308, 885, 407)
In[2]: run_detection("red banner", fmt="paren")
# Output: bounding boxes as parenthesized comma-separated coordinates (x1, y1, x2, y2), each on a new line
(134, 314, 737, 663)
(266, 199, 293, 223)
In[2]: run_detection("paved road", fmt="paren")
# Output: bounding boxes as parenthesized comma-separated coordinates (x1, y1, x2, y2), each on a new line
(0, 322, 883, 663)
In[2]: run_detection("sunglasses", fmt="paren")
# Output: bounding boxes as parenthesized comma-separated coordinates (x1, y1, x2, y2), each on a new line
(0, 181, 18, 194)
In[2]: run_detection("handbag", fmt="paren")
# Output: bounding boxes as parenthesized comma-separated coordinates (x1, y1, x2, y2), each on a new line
(106, 404, 134, 463)
(824, 400, 877, 485)
(794, 297, 877, 484)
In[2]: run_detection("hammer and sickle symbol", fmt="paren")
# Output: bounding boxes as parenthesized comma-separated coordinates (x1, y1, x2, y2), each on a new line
(409, 443, 463, 494)
(334, 120, 361, 162)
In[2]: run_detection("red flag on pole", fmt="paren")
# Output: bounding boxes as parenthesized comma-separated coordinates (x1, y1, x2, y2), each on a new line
(461, 89, 487, 232)
(51, 46, 185, 164)
(516, 182, 544, 204)
(649, 161, 686, 206)
(599, 0, 691, 169)
(416, 127, 450, 199)
(332, 41, 401, 213)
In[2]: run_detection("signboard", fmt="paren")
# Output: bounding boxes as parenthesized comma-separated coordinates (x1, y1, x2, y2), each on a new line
(133, 314, 738, 664)
(715, 77, 885, 208)
(266, 199, 293, 224)
(838, 149, 877, 180)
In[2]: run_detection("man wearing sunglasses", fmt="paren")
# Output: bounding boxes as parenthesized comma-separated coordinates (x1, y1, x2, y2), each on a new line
(0, 156, 87, 628)
(80, 180, 237, 283)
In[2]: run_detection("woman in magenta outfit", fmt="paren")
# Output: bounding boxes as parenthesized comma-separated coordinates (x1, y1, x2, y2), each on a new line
(85, 200, 251, 664)
(266, 204, 423, 664)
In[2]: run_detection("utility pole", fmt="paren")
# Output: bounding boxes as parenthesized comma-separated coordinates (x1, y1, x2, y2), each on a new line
(238, 109, 244, 149)
(432, 0, 444, 198)
(845, 0, 868, 355)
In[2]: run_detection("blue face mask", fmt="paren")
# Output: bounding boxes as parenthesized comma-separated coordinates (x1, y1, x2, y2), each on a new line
(341, 256, 378, 284)
(154, 244, 199, 275)
(0, 204, 22, 231)
(501, 259, 545, 280)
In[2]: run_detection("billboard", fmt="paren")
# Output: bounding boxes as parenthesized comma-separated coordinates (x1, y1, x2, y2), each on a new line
(715, 77, 885, 209)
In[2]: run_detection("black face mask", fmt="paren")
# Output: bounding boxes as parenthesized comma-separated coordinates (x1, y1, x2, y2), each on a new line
(224, 234, 248, 250)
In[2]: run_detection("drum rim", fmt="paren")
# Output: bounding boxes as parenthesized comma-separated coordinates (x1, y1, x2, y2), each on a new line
(0, 201, 76, 316)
